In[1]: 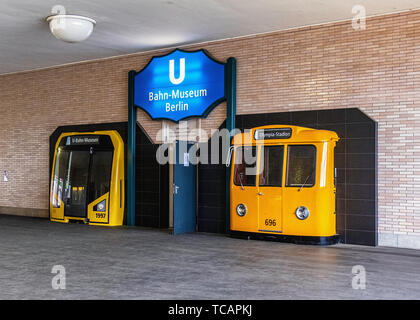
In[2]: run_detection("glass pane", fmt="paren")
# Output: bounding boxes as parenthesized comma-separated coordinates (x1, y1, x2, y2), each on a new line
(64, 150, 90, 217)
(89, 151, 113, 202)
(259, 146, 284, 187)
(286, 145, 316, 187)
(233, 146, 257, 187)
(52, 148, 70, 208)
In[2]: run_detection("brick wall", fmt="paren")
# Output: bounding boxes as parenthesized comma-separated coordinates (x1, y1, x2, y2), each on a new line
(0, 10, 419, 248)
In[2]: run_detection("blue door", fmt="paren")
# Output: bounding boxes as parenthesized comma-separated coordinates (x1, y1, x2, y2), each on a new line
(173, 141, 196, 235)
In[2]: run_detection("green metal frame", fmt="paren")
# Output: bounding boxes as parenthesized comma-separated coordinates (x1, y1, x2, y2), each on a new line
(225, 57, 236, 232)
(127, 70, 136, 226)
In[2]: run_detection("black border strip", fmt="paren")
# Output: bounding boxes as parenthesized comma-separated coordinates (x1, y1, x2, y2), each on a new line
(230, 230, 340, 245)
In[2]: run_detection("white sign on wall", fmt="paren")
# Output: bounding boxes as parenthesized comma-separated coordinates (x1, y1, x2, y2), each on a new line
(183, 153, 190, 167)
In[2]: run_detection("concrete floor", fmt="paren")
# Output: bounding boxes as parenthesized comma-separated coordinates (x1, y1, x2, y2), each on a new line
(0, 215, 419, 300)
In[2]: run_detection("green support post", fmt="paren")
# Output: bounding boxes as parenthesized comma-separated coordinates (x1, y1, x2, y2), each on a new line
(127, 70, 136, 226)
(225, 57, 236, 233)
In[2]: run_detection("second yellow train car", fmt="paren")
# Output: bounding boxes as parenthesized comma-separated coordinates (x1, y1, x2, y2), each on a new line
(229, 125, 339, 245)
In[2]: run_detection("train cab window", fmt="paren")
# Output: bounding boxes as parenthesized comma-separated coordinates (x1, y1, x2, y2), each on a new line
(259, 146, 284, 187)
(234, 146, 257, 187)
(52, 148, 70, 208)
(89, 151, 113, 201)
(286, 145, 316, 187)
(66, 150, 90, 215)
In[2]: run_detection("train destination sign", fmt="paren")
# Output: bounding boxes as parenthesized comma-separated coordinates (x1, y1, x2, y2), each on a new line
(66, 136, 100, 145)
(133, 49, 226, 122)
(254, 128, 293, 140)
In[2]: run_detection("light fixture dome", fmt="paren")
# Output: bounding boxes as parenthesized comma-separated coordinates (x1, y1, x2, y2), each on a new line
(46, 14, 96, 43)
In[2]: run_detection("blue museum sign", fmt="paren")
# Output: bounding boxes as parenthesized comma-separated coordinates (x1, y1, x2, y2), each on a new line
(133, 49, 226, 122)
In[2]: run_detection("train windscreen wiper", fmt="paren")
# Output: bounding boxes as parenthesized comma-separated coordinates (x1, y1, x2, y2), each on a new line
(298, 169, 313, 192)
(238, 173, 245, 190)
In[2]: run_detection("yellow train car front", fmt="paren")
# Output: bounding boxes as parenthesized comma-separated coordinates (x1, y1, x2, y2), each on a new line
(230, 125, 339, 245)
(50, 130, 125, 226)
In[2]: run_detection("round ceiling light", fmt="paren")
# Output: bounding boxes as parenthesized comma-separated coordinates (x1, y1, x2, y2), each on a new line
(46, 14, 96, 43)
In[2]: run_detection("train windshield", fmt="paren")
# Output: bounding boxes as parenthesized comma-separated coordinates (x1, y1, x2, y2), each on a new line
(233, 146, 257, 187)
(52, 149, 89, 213)
(286, 145, 316, 187)
(51, 148, 70, 209)
(88, 151, 113, 202)
(259, 145, 284, 187)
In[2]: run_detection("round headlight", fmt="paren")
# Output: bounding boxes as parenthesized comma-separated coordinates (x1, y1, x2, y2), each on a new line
(236, 204, 247, 217)
(295, 206, 310, 220)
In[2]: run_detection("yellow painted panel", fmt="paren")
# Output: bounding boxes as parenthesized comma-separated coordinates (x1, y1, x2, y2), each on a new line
(87, 192, 109, 224)
(230, 125, 338, 238)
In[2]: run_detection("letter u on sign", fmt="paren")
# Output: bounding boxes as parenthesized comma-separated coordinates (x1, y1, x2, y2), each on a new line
(169, 58, 185, 85)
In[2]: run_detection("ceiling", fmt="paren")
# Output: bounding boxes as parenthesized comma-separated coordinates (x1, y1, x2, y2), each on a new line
(1, 0, 419, 75)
